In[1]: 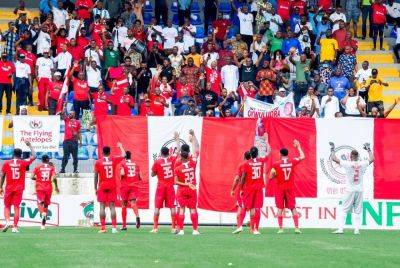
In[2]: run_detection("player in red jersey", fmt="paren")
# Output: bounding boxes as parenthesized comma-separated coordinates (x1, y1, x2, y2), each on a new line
(174, 136, 200, 236)
(230, 151, 251, 234)
(0, 142, 36, 233)
(120, 151, 142, 230)
(150, 146, 177, 233)
(94, 143, 126, 234)
(270, 140, 305, 234)
(31, 155, 59, 230)
(240, 135, 271, 235)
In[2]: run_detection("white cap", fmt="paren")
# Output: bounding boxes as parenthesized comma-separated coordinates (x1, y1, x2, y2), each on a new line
(278, 87, 286, 92)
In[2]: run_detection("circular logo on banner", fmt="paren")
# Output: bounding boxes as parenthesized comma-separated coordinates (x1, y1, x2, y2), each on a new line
(320, 145, 356, 184)
(29, 120, 43, 129)
(152, 138, 188, 161)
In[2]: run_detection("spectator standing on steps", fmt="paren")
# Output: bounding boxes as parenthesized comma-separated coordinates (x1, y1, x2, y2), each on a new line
(60, 107, 82, 174)
(155, 0, 168, 26)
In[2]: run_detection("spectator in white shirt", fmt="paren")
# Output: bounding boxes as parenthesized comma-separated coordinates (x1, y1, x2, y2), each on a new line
(34, 25, 51, 55)
(233, 5, 254, 48)
(168, 46, 184, 76)
(85, 40, 104, 66)
(354, 60, 372, 100)
(202, 43, 219, 68)
(321, 88, 340, 118)
(92, 1, 110, 20)
(341, 88, 366, 117)
(299, 87, 320, 117)
(147, 18, 163, 43)
(67, 11, 81, 40)
(121, 30, 136, 53)
(54, 44, 72, 76)
(112, 18, 128, 49)
(36, 49, 54, 111)
(162, 20, 178, 51)
(49, 0, 69, 28)
(262, 8, 283, 34)
(221, 58, 239, 94)
(173, 33, 185, 55)
(330, 6, 347, 33)
(178, 18, 196, 53)
(86, 60, 102, 92)
(14, 54, 32, 115)
(274, 87, 288, 105)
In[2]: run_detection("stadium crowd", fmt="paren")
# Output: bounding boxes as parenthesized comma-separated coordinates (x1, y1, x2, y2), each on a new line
(0, 0, 399, 121)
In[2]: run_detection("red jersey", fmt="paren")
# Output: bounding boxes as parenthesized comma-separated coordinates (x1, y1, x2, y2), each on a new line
(116, 94, 134, 116)
(94, 156, 124, 190)
(75, 0, 94, 19)
(120, 159, 140, 188)
(0, 61, 15, 84)
(212, 19, 231, 41)
(150, 95, 166, 116)
(92, 92, 109, 117)
(291, 0, 306, 15)
(318, 0, 332, 11)
(68, 45, 85, 61)
(48, 81, 63, 100)
(372, 3, 387, 24)
(73, 79, 89, 101)
(272, 157, 301, 190)
(152, 156, 176, 186)
(235, 161, 247, 176)
(176, 82, 194, 99)
(56, 37, 69, 54)
(277, 0, 291, 21)
(2, 158, 34, 191)
(243, 157, 267, 190)
(174, 159, 198, 187)
(173, 153, 198, 169)
(33, 163, 55, 192)
(205, 67, 222, 96)
(76, 36, 90, 50)
(64, 117, 81, 141)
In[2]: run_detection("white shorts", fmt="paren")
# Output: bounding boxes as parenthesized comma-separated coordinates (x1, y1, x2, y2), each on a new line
(342, 191, 363, 214)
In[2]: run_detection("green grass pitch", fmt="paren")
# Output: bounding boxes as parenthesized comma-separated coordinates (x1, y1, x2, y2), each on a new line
(0, 227, 399, 268)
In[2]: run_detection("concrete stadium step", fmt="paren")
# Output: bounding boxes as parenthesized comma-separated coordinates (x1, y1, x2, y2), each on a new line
(386, 109, 400, 118)
(0, 9, 40, 20)
(357, 40, 390, 51)
(356, 53, 394, 64)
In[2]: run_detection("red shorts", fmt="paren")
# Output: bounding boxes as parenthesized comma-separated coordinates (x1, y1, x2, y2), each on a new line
(275, 187, 296, 209)
(120, 186, 139, 201)
(176, 187, 197, 209)
(97, 188, 117, 203)
(236, 191, 244, 208)
(37, 189, 52, 206)
(4, 190, 23, 207)
(155, 184, 176, 209)
(243, 187, 264, 209)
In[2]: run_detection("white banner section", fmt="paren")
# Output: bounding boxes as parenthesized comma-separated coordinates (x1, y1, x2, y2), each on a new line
(243, 93, 296, 118)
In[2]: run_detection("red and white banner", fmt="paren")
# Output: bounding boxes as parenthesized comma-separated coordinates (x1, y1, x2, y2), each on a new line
(243, 94, 296, 118)
(13, 116, 60, 152)
(96, 117, 400, 219)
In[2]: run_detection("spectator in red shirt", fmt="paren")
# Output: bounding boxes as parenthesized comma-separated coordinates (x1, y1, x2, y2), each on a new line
(47, 71, 63, 115)
(343, 32, 358, 55)
(371, 0, 387, 51)
(291, 0, 306, 16)
(92, 85, 109, 120)
(181, 58, 200, 90)
(76, 28, 90, 50)
(205, 60, 222, 96)
(149, 87, 168, 116)
(139, 98, 153, 116)
(0, 52, 15, 114)
(277, 0, 291, 22)
(176, 76, 194, 99)
(218, 41, 234, 70)
(60, 107, 82, 174)
(55, 28, 69, 55)
(75, 0, 94, 23)
(212, 13, 231, 45)
(116, 87, 135, 116)
(332, 21, 347, 51)
(68, 64, 90, 119)
(68, 38, 85, 62)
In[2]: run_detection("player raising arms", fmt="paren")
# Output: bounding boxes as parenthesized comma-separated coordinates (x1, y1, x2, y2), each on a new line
(240, 134, 271, 235)
(330, 142, 374, 235)
(230, 151, 251, 234)
(269, 140, 305, 234)
(1, 141, 36, 233)
(94, 143, 126, 234)
(120, 151, 142, 230)
(174, 130, 200, 235)
(31, 155, 59, 230)
(150, 144, 178, 233)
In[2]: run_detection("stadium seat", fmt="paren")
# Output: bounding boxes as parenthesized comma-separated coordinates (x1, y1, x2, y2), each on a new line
(143, 13, 152, 25)
(59, 133, 64, 146)
(55, 148, 68, 160)
(92, 149, 98, 160)
(172, 14, 179, 26)
(190, 1, 201, 13)
(0, 145, 13, 160)
(171, 1, 178, 13)
(190, 14, 202, 26)
(90, 133, 98, 146)
(77, 147, 90, 160)
(81, 135, 88, 146)
(196, 27, 205, 39)
(219, 1, 231, 14)
(60, 122, 65, 133)
(144, 0, 153, 13)
(36, 152, 53, 159)
(68, 91, 74, 103)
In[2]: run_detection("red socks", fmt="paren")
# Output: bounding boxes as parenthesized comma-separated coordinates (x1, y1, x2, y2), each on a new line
(293, 214, 299, 229)
(4, 207, 10, 222)
(171, 212, 176, 229)
(254, 209, 261, 230)
(153, 215, 159, 230)
(249, 215, 255, 232)
(178, 214, 185, 230)
(190, 212, 199, 230)
(121, 207, 127, 228)
(237, 209, 246, 228)
(111, 217, 117, 228)
(100, 217, 106, 229)
(132, 203, 139, 217)
(278, 215, 283, 229)
(13, 207, 20, 227)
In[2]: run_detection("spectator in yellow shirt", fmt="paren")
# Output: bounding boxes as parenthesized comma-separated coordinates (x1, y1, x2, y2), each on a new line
(317, 29, 338, 62)
(186, 45, 202, 67)
(365, 68, 389, 112)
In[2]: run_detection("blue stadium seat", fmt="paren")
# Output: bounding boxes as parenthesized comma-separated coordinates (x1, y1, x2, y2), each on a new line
(78, 147, 89, 160)
(90, 133, 98, 146)
(190, 14, 202, 26)
(59, 133, 64, 146)
(190, 1, 201, 13)
(92, 149, 98, 160)
(55, 147, 68, 160)
(143, 12, 152, 25)
(171, 1, 178, 13)
(172, 14, 179, 26)
(0, 146, 14, 160)
(60, 122, 65, 133)
(219, 1, 231, 14)
(36, 152, 52, 159)
(68, 91, 74, 103)
(144, 0, 153, 13)
(196, 26, 205, 38)
(81, 135, 88, 146)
